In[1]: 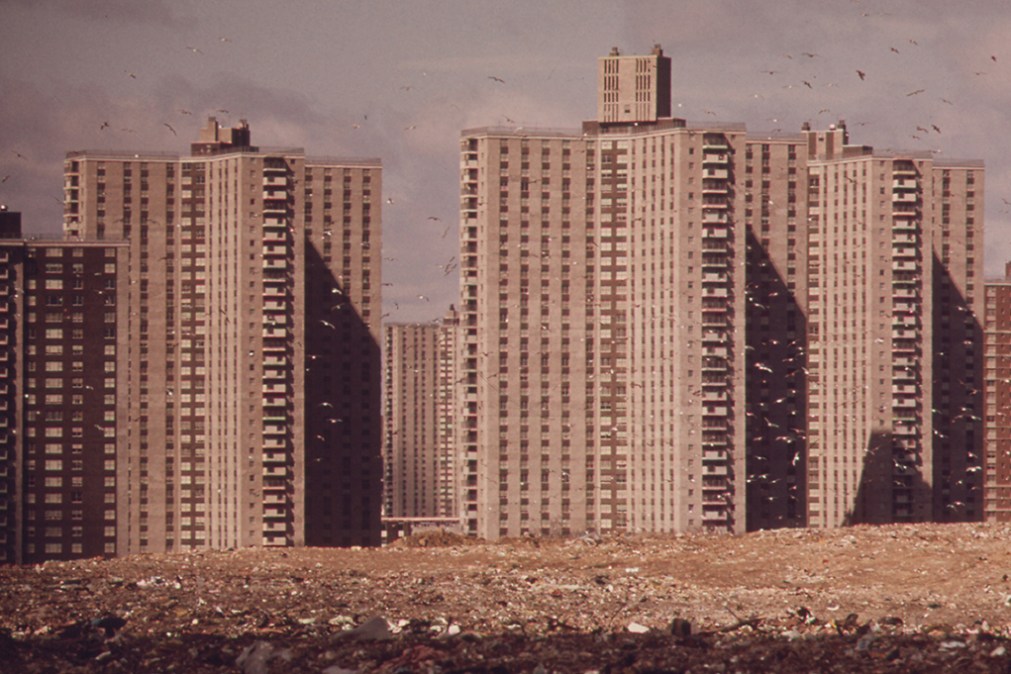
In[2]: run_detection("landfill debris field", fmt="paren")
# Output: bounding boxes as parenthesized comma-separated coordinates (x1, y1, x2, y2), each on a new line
(2, 522, 1011, 672)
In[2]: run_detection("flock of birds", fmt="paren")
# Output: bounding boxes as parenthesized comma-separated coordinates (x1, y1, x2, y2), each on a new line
(1, 7, 1009, 326)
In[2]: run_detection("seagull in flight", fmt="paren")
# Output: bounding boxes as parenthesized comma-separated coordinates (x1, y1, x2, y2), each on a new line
(488, 75, 506, 84)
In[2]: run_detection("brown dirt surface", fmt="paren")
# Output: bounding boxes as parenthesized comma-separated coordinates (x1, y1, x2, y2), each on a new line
(3, 522, 1011, 672)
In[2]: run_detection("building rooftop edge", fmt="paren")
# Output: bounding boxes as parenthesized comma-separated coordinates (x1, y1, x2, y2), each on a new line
(66, 148, 381, 167)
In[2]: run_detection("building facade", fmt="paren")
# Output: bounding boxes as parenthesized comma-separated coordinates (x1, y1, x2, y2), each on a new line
(383, 312, 461, 520)
(984, 266, 1011, 521)
(54, 118, 383, 556)
(457, 46, 985, 539)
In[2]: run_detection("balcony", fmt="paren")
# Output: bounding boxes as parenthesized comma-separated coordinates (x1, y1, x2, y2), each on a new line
(702, 509, 728, 521)
(262, 175, 287, 187)
(702, 152, 728, 165)
(262, 257, 287, 271)
(262, 283, 287, 298)
(263, 465, 287, 478)
(703, 227, 728, 239)
(892, 245, 917, 259)
(703, 403, 728, 417)
(701, 388, 727, 402)
(892, 260, 918, 272)
(702, 329, 726, 343)
(703, 210, 728, 224)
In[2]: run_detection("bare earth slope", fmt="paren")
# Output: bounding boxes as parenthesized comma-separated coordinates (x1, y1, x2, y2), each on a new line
(3, 522, 1011, 672)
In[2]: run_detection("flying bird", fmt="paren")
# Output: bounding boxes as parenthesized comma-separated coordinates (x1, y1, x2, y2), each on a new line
(99, 121, 110, 130)
(906, 89, 925, 96)
(488, 76, 506, 83)
(163, 122, 177, 136)
(856, 70, 866, 80)
(186, 46, 203, 54)
(890, 47, 900, 54)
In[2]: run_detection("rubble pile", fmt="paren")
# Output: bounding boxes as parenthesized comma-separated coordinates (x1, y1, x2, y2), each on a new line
(2, 522, 1011, 672)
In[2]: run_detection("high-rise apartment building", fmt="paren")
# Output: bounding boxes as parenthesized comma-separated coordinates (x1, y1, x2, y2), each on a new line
(0, 211, 129, 563)
(984, 266, 1011, 521)
(383, 310, 461, 519)
(53, 118, 383, 555)
(458, 46, 984, 539)
(460, 46, 747, 538)
(804, 131, 983, 526)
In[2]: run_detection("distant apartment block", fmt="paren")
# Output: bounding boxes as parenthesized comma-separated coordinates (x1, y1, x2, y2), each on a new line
(383, 308, 461, 521)
(457, 46, 984, 539)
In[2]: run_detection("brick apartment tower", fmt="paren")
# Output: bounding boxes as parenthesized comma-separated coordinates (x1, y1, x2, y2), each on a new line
(0, 210, 131, 563)
(984, 265, 1011, 521)
(383, 309, 462, 520)
(458, 46, 985, 539)
(56, 118, 383, 556)
(803, 130, 983, 525)
(460, 46, 747, 538)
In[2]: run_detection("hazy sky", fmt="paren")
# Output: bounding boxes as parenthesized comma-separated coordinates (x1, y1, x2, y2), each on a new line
(2, 0, 1010, 322)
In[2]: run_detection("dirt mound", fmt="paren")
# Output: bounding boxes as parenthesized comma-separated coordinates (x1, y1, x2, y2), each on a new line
(389, 528, 475, 548)
(4, 521, 1011, 672)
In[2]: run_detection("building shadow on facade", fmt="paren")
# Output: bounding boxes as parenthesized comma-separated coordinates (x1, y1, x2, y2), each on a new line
(302, 242, 382, 546)
(845, 429, 930, 525)
(744, 228, 807, 530)
(930, 252, 984, 522)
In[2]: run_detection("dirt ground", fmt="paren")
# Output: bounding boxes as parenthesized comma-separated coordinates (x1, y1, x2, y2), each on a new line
(3, 522, 1011, 672)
